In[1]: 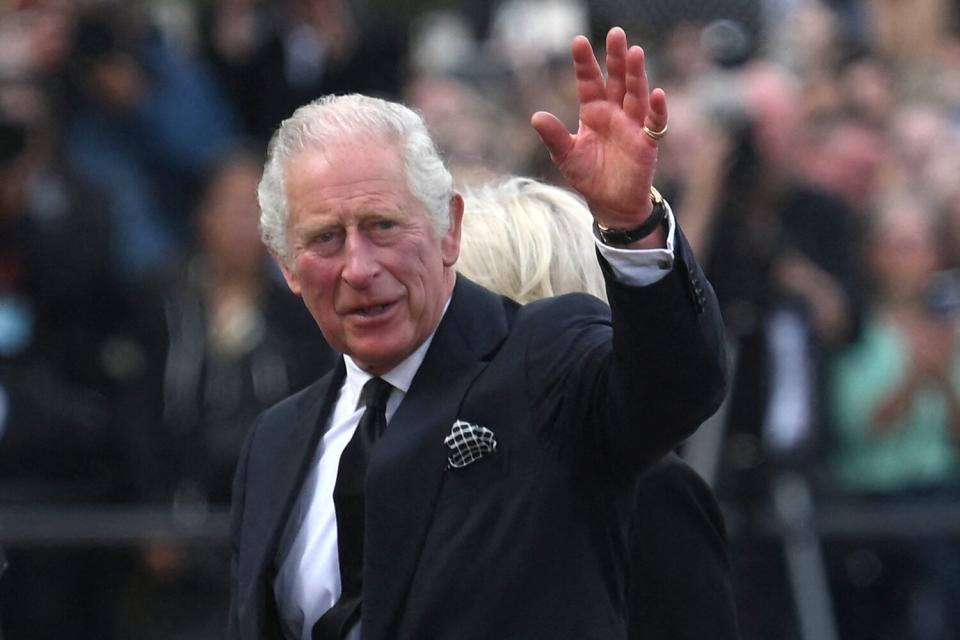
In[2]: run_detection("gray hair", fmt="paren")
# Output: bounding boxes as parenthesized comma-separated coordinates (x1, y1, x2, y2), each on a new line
(457, 176, 607, 303)
(258, 94, 455, 264)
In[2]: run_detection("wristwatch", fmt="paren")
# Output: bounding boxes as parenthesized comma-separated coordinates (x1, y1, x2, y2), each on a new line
(594, 186, 667, 246)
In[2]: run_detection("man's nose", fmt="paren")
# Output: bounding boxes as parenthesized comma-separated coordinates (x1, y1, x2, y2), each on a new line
(341, 231, 379, 287)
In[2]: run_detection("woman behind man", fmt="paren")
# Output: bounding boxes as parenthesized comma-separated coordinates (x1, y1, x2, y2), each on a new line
(457, 176, 740, 639)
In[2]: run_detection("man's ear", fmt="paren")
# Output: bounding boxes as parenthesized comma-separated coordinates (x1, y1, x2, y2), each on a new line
(442, 193, 464, 267)
(273, 252, 302, 296)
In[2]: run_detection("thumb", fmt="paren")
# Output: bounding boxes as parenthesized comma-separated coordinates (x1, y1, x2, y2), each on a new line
(531, 111, 574, 164)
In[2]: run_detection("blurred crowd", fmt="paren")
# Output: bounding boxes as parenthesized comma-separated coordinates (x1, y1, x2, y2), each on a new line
(1, 0, 960, 638)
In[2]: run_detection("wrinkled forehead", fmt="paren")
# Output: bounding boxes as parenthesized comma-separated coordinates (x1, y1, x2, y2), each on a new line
(283, 139, 428, 221)
(284, 132, 407, 187)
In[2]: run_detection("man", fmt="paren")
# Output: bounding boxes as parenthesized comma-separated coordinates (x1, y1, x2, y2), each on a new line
(229, 27, 727, 640)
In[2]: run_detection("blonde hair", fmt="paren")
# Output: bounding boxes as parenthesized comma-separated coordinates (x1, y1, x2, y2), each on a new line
(458, 176, 607, 303)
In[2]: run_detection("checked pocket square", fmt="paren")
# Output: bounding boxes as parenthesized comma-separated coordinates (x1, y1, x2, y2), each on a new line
(444, 420, 497, 469)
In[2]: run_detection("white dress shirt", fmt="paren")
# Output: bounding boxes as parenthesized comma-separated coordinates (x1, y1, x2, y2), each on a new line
(273, 335, 435, 640)
(272, 207, 678, 639)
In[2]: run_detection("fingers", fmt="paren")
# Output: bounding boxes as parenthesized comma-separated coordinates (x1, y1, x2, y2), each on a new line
(571, 35, 606, 106)
(622, 45, 649, 123)
(645, 87, 669, 135)
(606, 28, 669, 136)
(604, 27, 628, 105)
(560, 26, 669, 147)
(530, 111, 574, 162)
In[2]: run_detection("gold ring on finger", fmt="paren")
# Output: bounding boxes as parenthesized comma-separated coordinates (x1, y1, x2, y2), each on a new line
(642, 123, 668, 141)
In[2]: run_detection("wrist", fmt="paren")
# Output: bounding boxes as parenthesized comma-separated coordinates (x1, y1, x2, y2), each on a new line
(594, 187, 667, 246)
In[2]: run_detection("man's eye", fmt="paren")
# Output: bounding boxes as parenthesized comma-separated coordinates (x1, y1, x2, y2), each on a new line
(312, 228, 343, 243)
(308, 229, 343, 255)
(367, 219, 400, 241)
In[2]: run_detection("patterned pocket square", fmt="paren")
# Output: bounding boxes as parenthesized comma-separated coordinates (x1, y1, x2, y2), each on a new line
(444, 420, 497, 469)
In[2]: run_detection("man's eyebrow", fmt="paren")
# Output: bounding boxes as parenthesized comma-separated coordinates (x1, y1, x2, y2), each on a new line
(295, 218, 341, 237)
(295, 205, 405, 229)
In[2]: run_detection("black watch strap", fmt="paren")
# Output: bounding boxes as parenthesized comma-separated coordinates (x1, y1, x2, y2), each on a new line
(595, 187, 667, 246)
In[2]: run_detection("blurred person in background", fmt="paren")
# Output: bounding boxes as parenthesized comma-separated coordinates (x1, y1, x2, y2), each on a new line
(864, 0, 957, 64)
(796, 113, 888, 220)
(198, 0, 408, 143)
(404, 70, 525, 186)
(482, 0, 588, 181)
(59, 1, 240, 283)
(457, 175, 741, 640)
(828, 189, 960, 640)
(0, 78, 147, 640)
(402, 9, 532, 186)
(887, 101, 960, 210)
(675, 61, 863, 499)
(665, 56, 865, 639)
(144, 143, 335, 508)
(836, 51, 898, 127)
(116, 143, 335, 640)
(0, 0, 76, 82)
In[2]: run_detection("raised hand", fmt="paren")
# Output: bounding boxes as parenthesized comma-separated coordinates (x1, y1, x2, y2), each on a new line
(531, 27, 667, 240)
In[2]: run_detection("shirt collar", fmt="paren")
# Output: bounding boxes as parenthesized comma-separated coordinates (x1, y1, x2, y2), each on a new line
(342, 295, 452, 404)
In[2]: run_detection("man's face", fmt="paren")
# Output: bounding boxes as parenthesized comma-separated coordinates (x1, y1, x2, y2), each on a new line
(279, 140, 462, 374)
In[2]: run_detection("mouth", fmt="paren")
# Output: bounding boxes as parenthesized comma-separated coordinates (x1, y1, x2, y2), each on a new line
(344, 301, 397, 319)
(354, 303, 392, 316)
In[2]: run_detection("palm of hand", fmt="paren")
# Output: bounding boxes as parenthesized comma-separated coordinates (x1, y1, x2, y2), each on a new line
(560, 104, 659, 223)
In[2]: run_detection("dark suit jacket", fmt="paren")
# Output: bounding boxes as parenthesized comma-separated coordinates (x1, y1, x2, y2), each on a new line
(628, 454, 741, 639)
(229, 232, 726, 640)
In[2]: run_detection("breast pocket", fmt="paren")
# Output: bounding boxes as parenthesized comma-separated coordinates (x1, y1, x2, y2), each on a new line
(436, 448, 510, 509)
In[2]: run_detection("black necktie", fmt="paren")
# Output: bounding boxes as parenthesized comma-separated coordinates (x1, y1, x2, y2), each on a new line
(313, 376, 393, 640)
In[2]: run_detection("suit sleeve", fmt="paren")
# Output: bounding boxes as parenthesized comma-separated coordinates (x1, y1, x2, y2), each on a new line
(524, 226, 727, 477)
(604, 226, 727, 456)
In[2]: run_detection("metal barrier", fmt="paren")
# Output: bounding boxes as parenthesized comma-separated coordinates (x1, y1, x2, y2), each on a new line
(0, 505, 230, 547)
(5, 492, 960, 545)
(3, 488, 960, 640)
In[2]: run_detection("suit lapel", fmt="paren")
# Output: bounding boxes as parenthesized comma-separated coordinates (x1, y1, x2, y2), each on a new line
(245, 360, 346, 612)
(362, 277, 511, 640)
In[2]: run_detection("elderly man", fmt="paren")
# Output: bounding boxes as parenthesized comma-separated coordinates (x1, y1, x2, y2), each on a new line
(229, 27, 727, 640)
